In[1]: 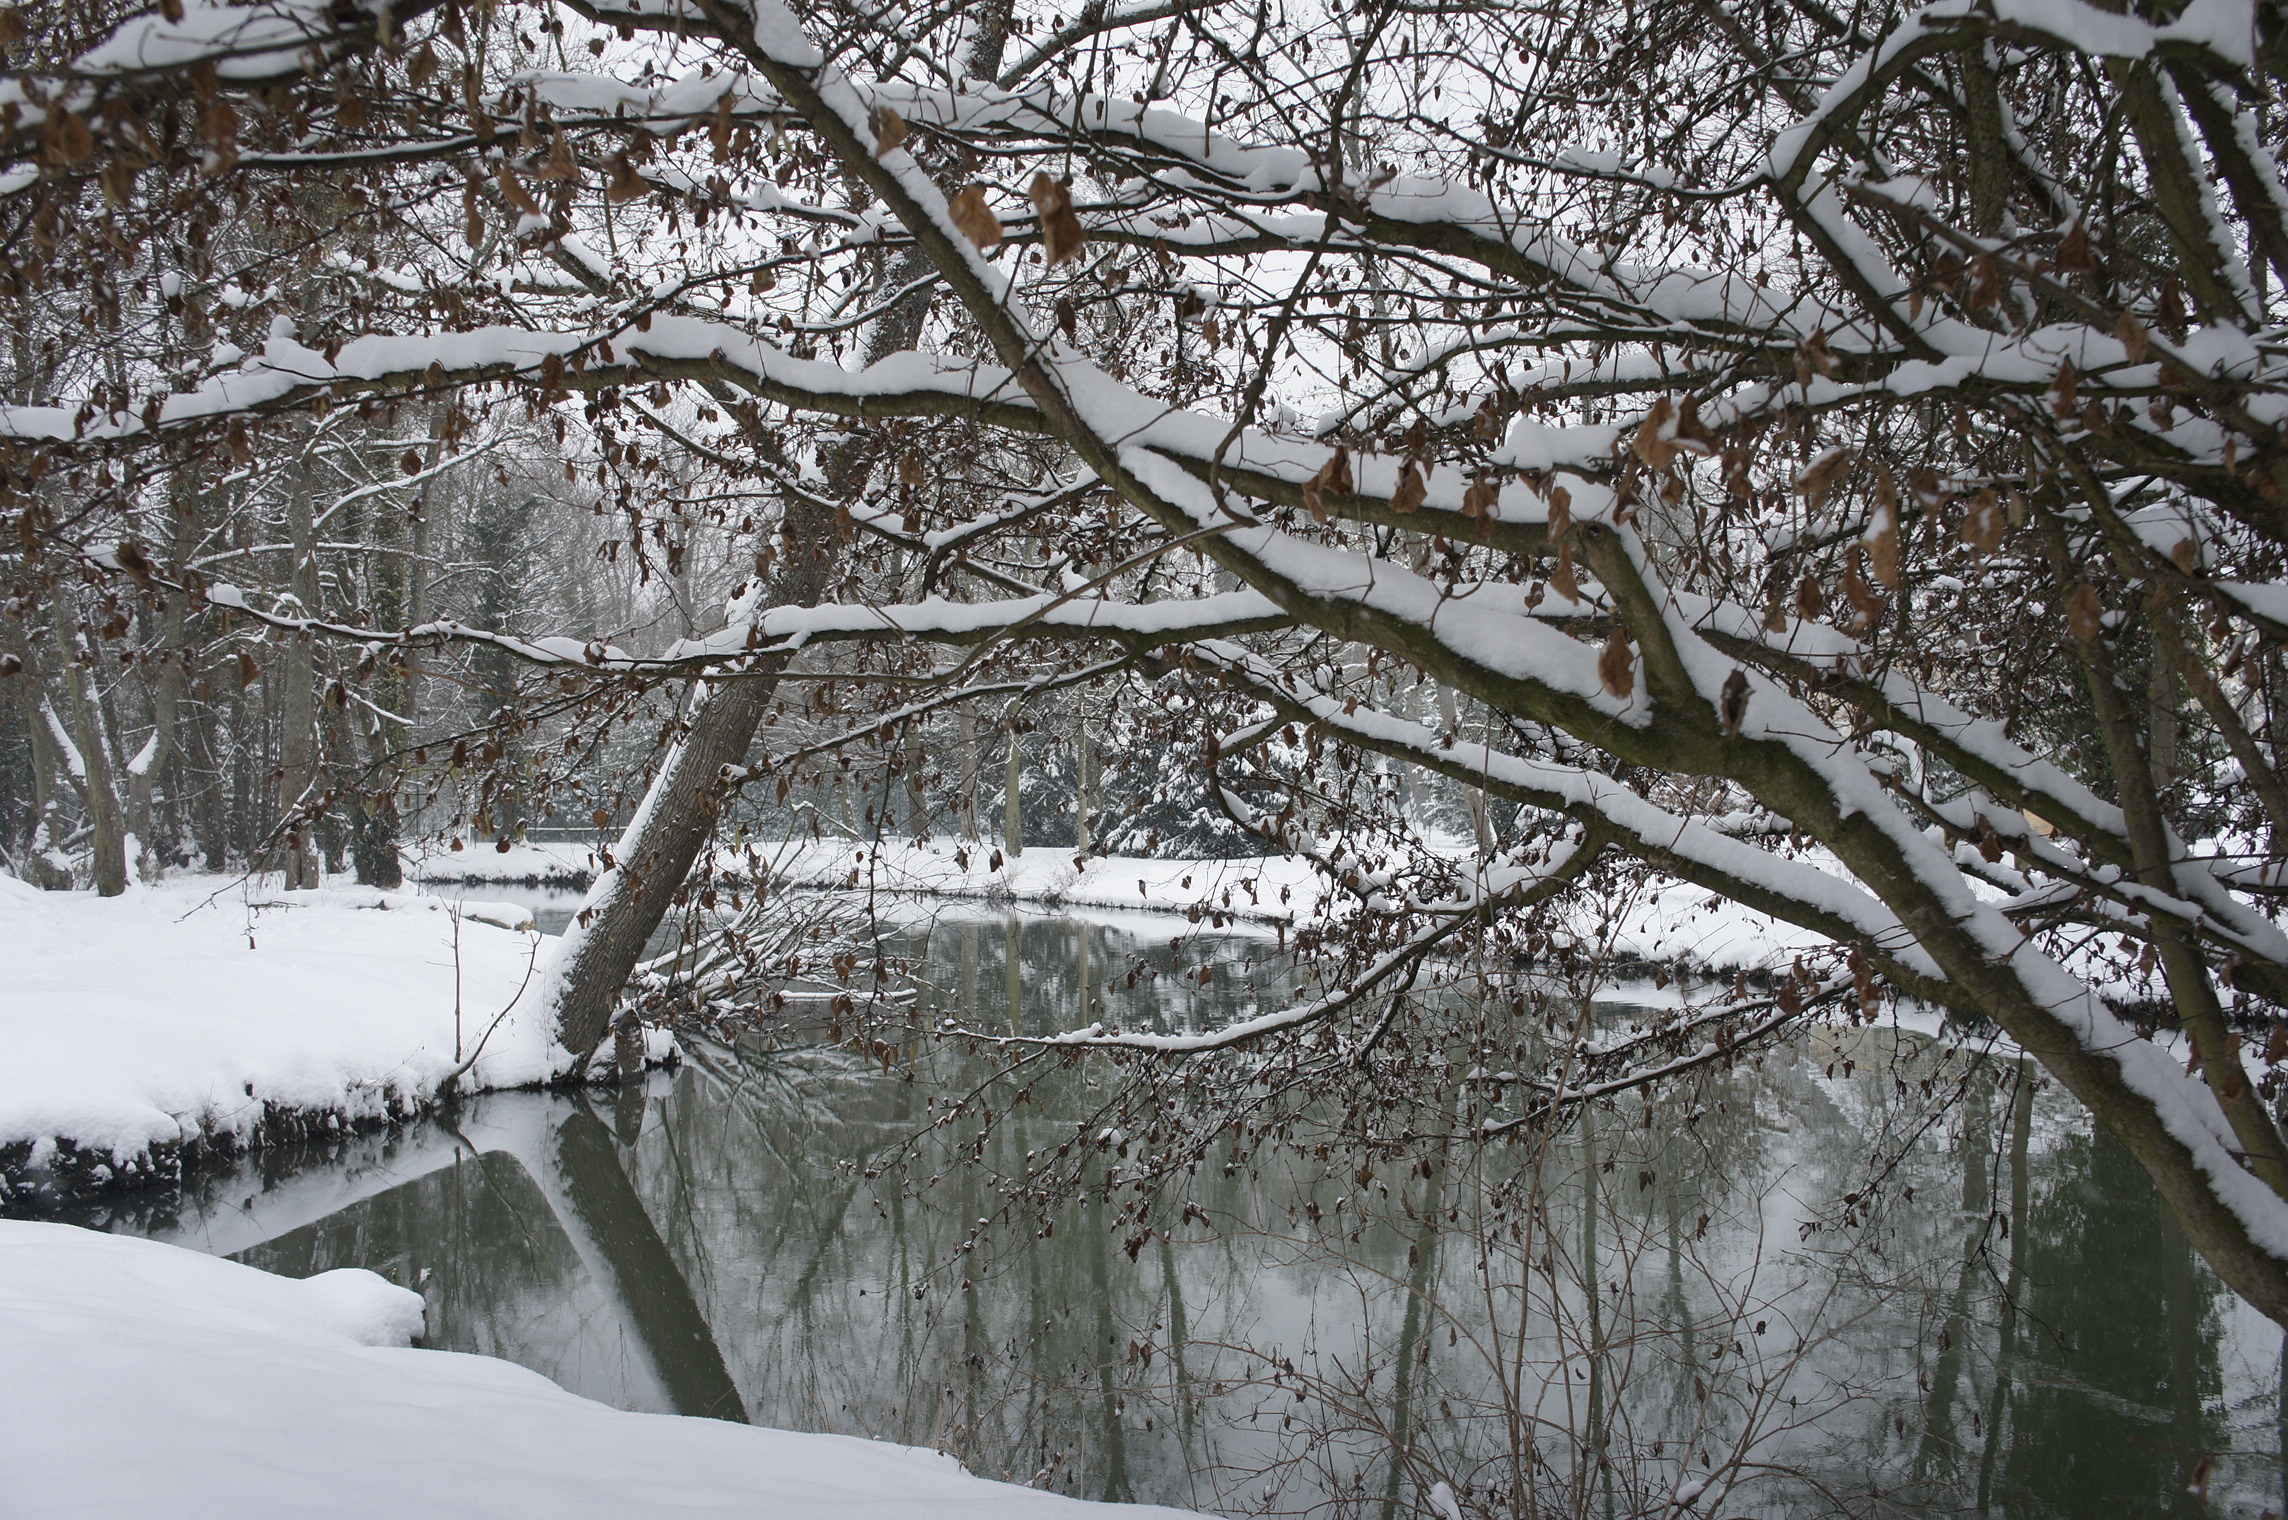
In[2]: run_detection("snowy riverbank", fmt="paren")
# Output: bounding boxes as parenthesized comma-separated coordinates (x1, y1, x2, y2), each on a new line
(1, 840, 1823, 1204)
(414, 834, 1825, 967)
(0, 1220, 1204, 1520)
(0, 872, 613, 1204)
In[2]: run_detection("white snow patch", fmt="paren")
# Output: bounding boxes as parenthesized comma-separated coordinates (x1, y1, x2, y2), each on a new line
(0, 1220, 1205, 1520)
(0, 874, 576, 1178)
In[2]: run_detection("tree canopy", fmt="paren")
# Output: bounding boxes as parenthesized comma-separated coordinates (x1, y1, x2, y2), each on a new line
(9, 0, 2288, 1321)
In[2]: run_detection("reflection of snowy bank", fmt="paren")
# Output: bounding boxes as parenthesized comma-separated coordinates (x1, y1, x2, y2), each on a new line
(0, 872, 669, 1207)
(0, 1220, 1204, 1520)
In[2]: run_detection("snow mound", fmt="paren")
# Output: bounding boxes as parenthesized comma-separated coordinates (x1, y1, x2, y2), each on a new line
(0, 1221, 1204, 1520)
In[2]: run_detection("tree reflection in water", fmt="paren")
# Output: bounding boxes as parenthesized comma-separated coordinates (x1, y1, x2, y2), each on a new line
(76, 909, 2285, 1517)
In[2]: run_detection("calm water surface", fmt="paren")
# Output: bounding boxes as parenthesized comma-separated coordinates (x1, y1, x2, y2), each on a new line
(61, 902, 2288, 1518)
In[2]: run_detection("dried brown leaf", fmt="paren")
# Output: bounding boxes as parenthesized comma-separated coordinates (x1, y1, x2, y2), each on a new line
(1551, 543, 1580, 603)
(1390, 461, 1427, 514)
(1304, 444, 1352, 523)
(1598, 629, 1635, 699)
(54, 111, 95, 167)
(710, 93, 735, 159)
(1718, 668, 1750, 737)
(1632, 395, 1678, 472)
(2115, 310, 2151, 364)
(497, 163, 540, 216)
(113, 539, 156, 590)
(1029, 171, 1086, 267)
(2050, 360, 2078, 421)
(2159, 277, 2187, 331)
(2056, 219, 2093, 275)
(1867, 483, 1900, 590)
(948, 183, 1002, 250)
(870, 105, 909, 159)
(605, 154, 648, 205)
(1962, 488, 2005, 558)
(1842, 547, 1883, 627)
(1802, 327, 1837, 376)
(1793, 446, 1853, 507)
(1533, 489, 1567, 548)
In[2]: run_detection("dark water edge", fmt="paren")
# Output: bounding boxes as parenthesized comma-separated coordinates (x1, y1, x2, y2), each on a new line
(38, 903, 2288, 1519)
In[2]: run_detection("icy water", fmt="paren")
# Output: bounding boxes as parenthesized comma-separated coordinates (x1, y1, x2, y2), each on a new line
(65, 904, 2288, 1518)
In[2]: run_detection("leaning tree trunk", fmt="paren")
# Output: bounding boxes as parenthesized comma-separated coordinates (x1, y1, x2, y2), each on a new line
(537, 423, 856, 1055)
(535, 645, 798, 1061)
(537, 411, 851, 1061)
(529, 4, 1015, 1063)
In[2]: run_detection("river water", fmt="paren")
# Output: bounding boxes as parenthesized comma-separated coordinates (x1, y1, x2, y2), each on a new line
(58, 902, 2288, 1518)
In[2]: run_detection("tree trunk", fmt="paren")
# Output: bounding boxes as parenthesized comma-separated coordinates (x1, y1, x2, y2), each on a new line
(524, 28, 982, 1062)
(48, 596, 128, 896)
(353, 424, 422, 890)
(540, 659, 788, 1060)
(5, 621, 74, 890)
(1003, 725, 1023, 858)
(1436, 683, 1493, 857)
(1073, 704, 1092, 854)
(278, 430, 322, 890)
(957, 707, 981, 839)
(126, 487, 194, 877)
(904, 733, 926, 840)
(539, 496, 836, 1060)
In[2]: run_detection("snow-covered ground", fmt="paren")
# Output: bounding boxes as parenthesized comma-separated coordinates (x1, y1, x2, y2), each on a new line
(0, 1219, 1203, 1520)
(0, 872, 593, 1201)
